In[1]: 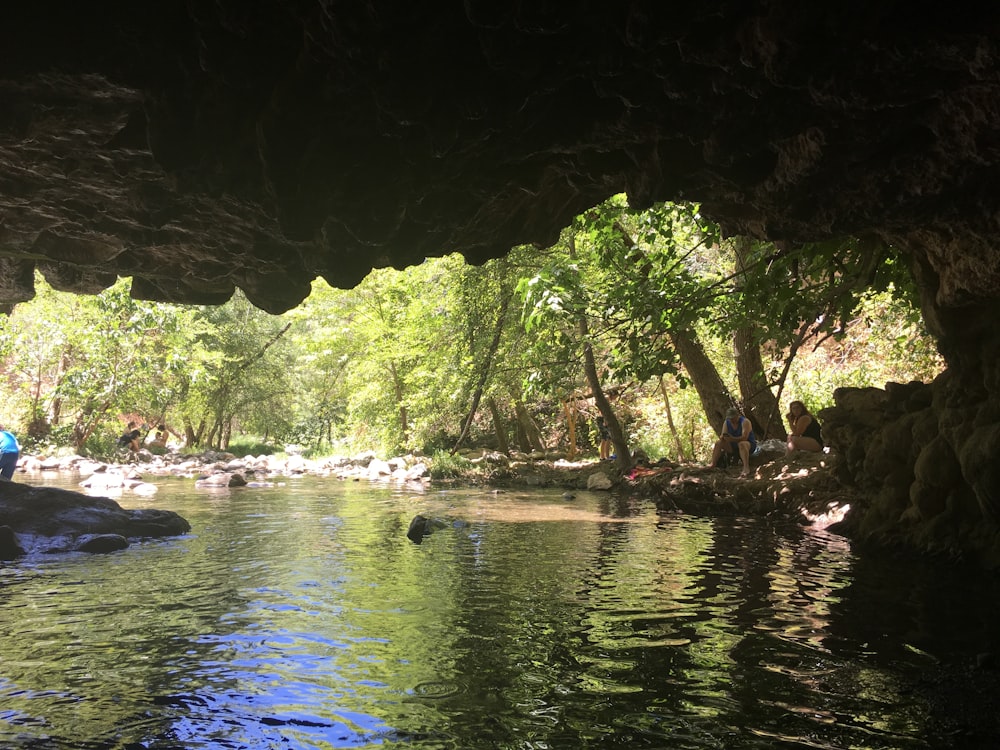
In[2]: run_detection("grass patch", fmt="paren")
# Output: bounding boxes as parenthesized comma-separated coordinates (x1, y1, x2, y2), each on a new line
(429, 451, 475, 479)
(225, 439, 282, 458)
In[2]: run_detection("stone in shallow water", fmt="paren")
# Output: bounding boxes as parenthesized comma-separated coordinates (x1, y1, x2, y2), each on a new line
(407, 514, 430, 544)
(587, 472, 613, 491)
(75, 533, 129, 554)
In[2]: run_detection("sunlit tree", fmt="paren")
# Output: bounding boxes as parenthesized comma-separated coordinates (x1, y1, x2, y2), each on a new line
(179, 292, 296, 450)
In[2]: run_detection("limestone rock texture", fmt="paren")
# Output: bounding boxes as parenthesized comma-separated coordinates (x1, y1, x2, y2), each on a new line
(2, 3, 1000, 560)
(821, 379, 1000, 567)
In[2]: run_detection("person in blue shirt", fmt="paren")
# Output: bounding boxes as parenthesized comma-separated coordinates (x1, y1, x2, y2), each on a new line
(709, 407, 757, 478)
(0, 425, 20, 480)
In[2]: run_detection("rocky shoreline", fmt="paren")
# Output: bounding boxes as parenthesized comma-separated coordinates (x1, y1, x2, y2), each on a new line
(12, 433, 993, 570)
(2, 442, 855, 559)
(10, 432, 990, 569)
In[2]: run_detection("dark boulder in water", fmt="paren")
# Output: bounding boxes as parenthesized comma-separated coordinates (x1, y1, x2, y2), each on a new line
(407, 514, 430, 544)
(0, 481, 190, 557)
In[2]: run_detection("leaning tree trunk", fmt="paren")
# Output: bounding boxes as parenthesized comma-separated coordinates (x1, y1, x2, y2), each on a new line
(565, 233, 629, 468)
(206, 421, 220, 449)
(451, 291, 511, 454)
(658, 376, 688, 461)
(513, 398, 545, 452)
(671, 329, 737, 429)
(580, 316, 630, 470)
(732, 236, 785, 439)
(486, 397, 510, 455)
(733, 326, 786, 439)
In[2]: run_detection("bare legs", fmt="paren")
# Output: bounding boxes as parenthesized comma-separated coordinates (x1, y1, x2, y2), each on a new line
(737, 440, 750, 477)
(711, 438, 752, 476)
(786, 436, 822, 455)
(600, 438, 612, 460)
(710, 438, 725, 468)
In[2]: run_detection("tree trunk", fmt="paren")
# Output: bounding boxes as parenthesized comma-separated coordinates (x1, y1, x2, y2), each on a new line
(515, 421, 530, 452)
(580, 316, 630, 470)
(564, 232, 629, 468)
(388, 361, 409, 446)
(732, 237, 785, 439)
(671, 329, 736, 429)
(72, 400, 110, 451)
(451, 291, 511, 454)
(206, 422, 219, 449)
(563, 399, 577, 459)
(513, 398, 545, 452)
(658, 376, 688, 461)
(733, 326, 785, 439)
(184, 419, 206, 448)
(486, 397, 510, 454)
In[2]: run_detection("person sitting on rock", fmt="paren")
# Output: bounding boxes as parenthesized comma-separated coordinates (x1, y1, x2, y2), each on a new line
(150, 425, 168, 449)
(709, 407, 757, 478)
(786, 400, 823, 455)
(117, 422, 142, 453)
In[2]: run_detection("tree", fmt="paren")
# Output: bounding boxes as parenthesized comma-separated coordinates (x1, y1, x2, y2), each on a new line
(182, 292, 295, 449)
(450, 258, 517, 454)
(713, 234, 912, 430)
(535, 195, 921, 456)
(519, 198, 731, 464)
(0, 208, 940, 464)
(519, 221, 637, 468)
(0, 276, 205, 452)
(0, 278, 77, 439)
(290, 257, 473, 455)
(729, 236, 785, 437)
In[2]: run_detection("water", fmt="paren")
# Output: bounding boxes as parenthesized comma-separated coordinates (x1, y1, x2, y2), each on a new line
(0, 473, 996, 749)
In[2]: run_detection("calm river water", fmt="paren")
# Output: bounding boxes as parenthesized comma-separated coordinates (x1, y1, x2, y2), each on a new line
(0, 472, 996, 749)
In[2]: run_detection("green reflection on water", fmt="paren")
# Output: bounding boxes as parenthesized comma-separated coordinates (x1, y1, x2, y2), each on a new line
(0, 474, 988, 748)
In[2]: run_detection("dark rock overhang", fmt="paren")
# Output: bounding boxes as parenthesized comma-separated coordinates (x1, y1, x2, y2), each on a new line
(1, 2, 998, 313)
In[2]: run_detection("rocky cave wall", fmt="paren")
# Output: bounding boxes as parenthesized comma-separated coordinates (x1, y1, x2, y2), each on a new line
(2, 2, 1000, 562)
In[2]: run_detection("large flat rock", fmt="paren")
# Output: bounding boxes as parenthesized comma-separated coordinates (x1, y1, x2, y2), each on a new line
(0, 481, 190, 557)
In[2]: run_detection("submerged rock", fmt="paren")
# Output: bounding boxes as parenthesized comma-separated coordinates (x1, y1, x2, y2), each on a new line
(194, 472, 247, 488)
(74, 534, 129, 554)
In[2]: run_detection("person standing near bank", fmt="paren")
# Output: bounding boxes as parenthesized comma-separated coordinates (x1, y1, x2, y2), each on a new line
(597, 415, 612, 460)
(0, 424, 20, 480)
(786, 400, 823, 454)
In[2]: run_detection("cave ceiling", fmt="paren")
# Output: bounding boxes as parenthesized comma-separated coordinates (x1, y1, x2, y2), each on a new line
(1, 2, 998, 313)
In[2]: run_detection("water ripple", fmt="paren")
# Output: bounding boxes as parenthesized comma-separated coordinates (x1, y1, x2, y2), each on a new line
(1, 476, 994, 748)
